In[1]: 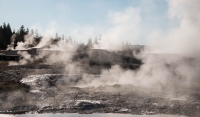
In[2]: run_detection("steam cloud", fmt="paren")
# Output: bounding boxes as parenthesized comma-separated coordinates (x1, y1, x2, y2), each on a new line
(81, 0, 200, 90)
(8, 0, 200, 91)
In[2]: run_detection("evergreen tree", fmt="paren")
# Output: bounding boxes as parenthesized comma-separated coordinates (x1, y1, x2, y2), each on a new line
(26, 28, 29, 34)
(87, 38, 93, 48)
(3, 22, 6, 33)
(19, 25, 25, 42)
(2, 22, 7, 43)
(0, 26, 5, 49)
(6, 23, 12, 45)
(0, 23, 13, 49)
(94, 36, 98, 44)
(35, 30, 38, 37)
(13, 29, 15, 34)
(13, 25, 27, 48)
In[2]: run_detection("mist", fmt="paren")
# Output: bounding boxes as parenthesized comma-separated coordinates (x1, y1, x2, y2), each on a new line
(7, 0, 200, 93)
(72, 0, 200, 91)
(77, 0, 200, 91)
(2, 1, 200, 116)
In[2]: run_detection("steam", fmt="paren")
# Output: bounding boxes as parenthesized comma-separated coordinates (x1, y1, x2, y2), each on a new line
(94, 7, 141, 50)
(8, 20, 78, 67)
(148, 0, 200, 54)
(9, 51, 33, 65)
(7, 34, 17, 50)
(0, 89, 33, 110)
(17, 33, 36, 50)
(142, 0, 200, 89)
(8, 0, 200, 91)
(79, 0, 200, 90)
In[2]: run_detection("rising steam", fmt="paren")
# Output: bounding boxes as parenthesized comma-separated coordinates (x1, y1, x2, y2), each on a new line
(8, 0, 200, 91)
(79, 0, 200, 90)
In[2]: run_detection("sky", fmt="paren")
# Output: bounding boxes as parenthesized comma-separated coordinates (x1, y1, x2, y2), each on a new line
(0, 0, 171, 44)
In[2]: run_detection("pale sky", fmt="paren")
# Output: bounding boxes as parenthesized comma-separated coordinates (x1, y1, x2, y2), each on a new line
(0, 0, 172, 44)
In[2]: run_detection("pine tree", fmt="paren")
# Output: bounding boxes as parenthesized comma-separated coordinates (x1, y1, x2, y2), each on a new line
(6, 23, 12, 45)
(13, 29, 16, 34)
(26, 28, 29, 34)
(0, 23, 13, 49)
(87, 38, 93, 48)
(19, 25, 25, 42)
(94, 36, 98, 44)
(0, 25, 5, 49)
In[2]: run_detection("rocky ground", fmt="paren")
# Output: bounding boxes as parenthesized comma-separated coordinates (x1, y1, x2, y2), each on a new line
(0, 61, 200, 117)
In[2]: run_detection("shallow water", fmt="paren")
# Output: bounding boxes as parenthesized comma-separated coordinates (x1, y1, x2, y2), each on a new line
(0, 113, 187, 117)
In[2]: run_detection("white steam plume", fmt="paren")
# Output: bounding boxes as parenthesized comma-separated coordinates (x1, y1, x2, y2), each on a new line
(94, 7, 141, 51)
(8, 0, 200, 92)
(7, 34, 17, 50)
(77, 0, 200, 91)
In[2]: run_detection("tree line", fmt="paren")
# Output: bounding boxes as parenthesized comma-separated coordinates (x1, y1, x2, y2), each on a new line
(0, 22, 143, 55)
(0, 22, 99, 50)
(0, 22, 32, 50)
